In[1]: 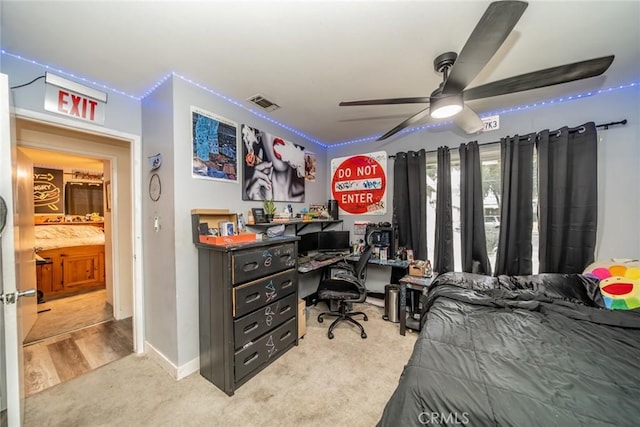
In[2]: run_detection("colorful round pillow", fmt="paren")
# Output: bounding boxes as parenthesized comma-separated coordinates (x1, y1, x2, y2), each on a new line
(583, 259, 640, 310)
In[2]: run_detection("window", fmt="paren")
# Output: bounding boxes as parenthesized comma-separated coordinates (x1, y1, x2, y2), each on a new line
(426, 145, 539, 274)
(64, 182, 104, 216)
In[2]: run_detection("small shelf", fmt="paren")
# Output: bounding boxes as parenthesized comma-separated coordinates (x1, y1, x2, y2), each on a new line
(247, 219, 342, 234)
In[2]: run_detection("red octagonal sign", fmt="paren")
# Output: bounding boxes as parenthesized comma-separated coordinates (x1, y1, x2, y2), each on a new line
(331, 154, 386, 215)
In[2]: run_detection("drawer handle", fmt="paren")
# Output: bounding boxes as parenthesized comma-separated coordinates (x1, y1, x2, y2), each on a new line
(279, 254, 291, 263)
(280, 330, 292, 341)
(243, 352, 259, 366)
(242, 262, 259, 272)
(279, 305, 292, 315)
(243, 322, 259, 334)
(281, 280, 293, 289)
(245, 292, 260, 304)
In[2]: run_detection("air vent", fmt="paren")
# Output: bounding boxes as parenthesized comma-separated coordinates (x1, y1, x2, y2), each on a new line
(247, 94, 280, 112)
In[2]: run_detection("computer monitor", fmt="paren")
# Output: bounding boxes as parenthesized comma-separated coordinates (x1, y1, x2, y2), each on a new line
(298, 232, 320, 255)
(317, 230, 350, 253)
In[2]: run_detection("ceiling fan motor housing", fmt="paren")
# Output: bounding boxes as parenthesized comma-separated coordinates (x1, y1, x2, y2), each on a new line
(434, 51, 458, 73)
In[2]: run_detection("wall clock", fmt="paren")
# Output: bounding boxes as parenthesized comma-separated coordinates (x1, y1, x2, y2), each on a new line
(149, 173, 161, 201)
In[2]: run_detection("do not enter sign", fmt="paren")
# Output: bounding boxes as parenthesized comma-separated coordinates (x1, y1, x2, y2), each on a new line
(331, 151, 387, 215)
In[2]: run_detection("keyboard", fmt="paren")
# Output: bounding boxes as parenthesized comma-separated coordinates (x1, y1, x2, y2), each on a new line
(314, 253, 336, 262)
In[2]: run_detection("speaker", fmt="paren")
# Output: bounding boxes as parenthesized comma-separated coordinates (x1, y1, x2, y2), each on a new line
(327, 199, 339, 220)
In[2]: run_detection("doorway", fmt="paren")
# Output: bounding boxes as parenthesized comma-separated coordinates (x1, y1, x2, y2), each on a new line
(14, 117, 140, 395)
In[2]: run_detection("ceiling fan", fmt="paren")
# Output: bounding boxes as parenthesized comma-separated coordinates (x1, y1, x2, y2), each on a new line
(339, 1, 614, 140)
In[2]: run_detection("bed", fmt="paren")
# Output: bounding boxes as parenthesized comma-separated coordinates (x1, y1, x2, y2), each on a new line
(35, 224, 106, 299)
(378, 272, 640, 426)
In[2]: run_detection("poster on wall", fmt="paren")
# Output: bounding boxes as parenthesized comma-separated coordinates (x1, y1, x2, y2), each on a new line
(241, 124, 305, 202)
(191, 106, 238, 182)
(330, 151, 387, 215)
(304, 152, 317, 182)
(33, 167, 63, 213)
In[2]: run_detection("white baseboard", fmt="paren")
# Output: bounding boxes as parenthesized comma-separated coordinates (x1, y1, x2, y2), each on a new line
(144, 341, 200, 380)
(177, 355, 200, 380)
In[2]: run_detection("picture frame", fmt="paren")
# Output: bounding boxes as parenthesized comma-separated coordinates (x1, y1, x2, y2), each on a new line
(252, 207, 268, 224)
(191, 106, 239, 183)
(241, 125, 306, 202)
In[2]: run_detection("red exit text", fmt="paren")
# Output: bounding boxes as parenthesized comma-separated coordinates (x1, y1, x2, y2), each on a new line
(57, 90, 98, 121)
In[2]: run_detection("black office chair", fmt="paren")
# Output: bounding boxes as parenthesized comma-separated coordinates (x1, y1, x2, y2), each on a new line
(316, 231, 376, 339)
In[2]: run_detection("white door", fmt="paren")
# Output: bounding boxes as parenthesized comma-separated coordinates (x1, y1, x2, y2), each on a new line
(15, 149, 37, 339)
(0, 73, 37, 426)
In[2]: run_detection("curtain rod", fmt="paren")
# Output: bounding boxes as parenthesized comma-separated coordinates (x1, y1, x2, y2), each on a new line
(389, 119, 627, 158)
(596, 119, 627, 130)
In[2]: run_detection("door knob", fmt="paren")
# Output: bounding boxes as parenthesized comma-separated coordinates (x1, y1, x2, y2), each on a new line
(0, 288, 37, 304)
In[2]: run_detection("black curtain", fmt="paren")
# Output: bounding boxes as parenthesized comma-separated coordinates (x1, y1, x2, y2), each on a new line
(537, 122, 598, 273)
(433, 147, 454, 273)
(393, 150, 427, 260)
(64, 182, 104, 216)
(459, 141, 491, 275)
(494, 134, 535, 275)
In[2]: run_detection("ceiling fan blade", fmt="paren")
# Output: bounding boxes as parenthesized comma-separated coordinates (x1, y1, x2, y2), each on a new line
(453, 105, 484, 134)
(462, 55, 615, 101)
(377, 106, 431, 141)
(339, 97, 431, 106)
(443, 1, 528, 94)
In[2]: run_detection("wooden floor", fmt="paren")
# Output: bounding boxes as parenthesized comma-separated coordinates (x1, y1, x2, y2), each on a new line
(25, 289, 113, 344)
(23, 317, 133, 397)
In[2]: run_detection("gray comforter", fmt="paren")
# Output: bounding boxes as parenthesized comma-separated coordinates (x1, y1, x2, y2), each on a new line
(378, 272, 640, 426)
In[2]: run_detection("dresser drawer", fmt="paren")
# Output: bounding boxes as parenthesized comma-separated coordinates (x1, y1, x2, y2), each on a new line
(232, 243, 296, 285)
(232, 270, 296, 318)
(234, 318, 297, 382)
(234, 293, 297, 349)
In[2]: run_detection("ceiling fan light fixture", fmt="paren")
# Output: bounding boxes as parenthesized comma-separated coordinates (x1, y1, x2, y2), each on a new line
(430, 94, 463, 119)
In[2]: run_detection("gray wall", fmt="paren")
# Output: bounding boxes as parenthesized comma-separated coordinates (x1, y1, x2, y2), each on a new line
(153, 75, 328, 367)
(327, 86, 640, 282)
(141, 78, 178, 362)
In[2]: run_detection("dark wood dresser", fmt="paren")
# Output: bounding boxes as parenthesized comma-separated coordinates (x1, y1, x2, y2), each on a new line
(196, 236, 299, 396)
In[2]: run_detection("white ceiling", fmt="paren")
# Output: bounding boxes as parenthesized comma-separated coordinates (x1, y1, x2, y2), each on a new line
(2, 1, 639, 145)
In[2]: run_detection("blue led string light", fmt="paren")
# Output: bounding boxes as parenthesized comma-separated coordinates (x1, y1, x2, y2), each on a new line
(330, 81, 638, 148)
(3, 49, 636, 148)
(171, 73, 326, 147)
(1, 49, 140, 100)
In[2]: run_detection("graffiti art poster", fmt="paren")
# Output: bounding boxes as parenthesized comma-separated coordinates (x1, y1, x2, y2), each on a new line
(241, 124, 305, 202)
(191, 106, 238, 182)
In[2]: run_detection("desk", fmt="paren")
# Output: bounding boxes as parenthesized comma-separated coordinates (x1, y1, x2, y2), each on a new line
(398, 275, 432, 336)
(248, 219, 343, 234)
(344, 255, 409, 269)
(298, 254, 346, 274)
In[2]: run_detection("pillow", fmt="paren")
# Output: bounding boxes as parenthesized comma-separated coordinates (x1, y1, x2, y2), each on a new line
(583, 259, 640, 310)
(498, 273, 604, 307)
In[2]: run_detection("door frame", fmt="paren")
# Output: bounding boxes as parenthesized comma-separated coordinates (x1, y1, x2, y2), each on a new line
(14, 107, 144, 353)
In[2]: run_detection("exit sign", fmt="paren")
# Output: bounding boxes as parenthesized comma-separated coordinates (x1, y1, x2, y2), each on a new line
(481, 115, 500, 132)
(44, 72, 106, 125)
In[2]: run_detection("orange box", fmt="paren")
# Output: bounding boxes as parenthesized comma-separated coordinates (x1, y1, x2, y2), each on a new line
(199, 233, 256, 245)
(409, 262, 425, 277)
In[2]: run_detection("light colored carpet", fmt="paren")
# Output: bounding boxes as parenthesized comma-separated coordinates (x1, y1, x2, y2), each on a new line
(24, 303, 418, 427)
(25, 289, 113, 344)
